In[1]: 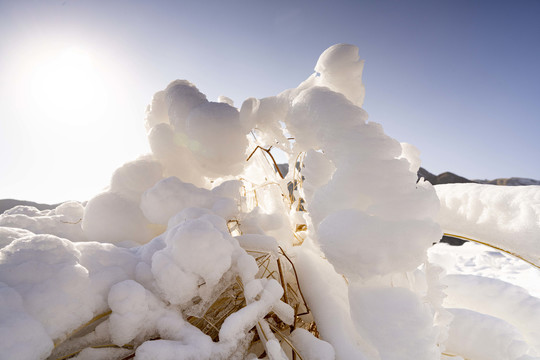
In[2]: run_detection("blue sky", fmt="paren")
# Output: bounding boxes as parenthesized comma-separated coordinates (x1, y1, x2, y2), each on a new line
(1, 0, 539, 203)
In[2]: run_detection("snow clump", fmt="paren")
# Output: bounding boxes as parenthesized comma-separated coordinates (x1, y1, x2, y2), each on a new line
(436, 183, 540, 266)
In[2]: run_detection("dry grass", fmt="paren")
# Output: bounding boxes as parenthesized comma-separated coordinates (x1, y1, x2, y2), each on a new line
(443, 233, 540, 270)
(50, 245, 317, 360)
(51, 149, 317, 359)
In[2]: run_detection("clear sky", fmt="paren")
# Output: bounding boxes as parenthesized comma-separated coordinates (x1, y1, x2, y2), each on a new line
(1, 0, 539, 204)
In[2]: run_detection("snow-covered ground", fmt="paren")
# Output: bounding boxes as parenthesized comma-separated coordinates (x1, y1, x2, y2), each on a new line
(430, 242, 540, 299)
(1, 44, 539, 360)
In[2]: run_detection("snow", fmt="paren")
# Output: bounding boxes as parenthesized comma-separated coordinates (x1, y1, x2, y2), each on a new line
(1, 43, 540, 360)
(145, 79, 250, 187)
(0, 234, 137, 349)
(443, 274, 540, 355)
(290, 328, 335, 360)
(313, 43, 366, 107)
(73, 347, 132, 360)
(293, 243, 379, 360)
(108, 280, 161, 346)
(429, 242, 540, 298)
(0, 282, 53, 359)
(349, 285, 439, 360)
(318, 209, 441, 279)
(235, 234, 280, 255)
(150, 216, 236, 306)
(110, 157, 164, 202)
(140, 176, 240, 224)
(0, 226, 34, 248)
(0, 201, 86, 242)
(399, 143, 422, 173)
(435, 183, 540, 266)
(186, 101, 248, 176)
(141, 176, 216, 224)
(163, 80, 208, 133)
(445, 308, 531, 360)
(219, 279, 284, 342)
(83, 191, 154, 246)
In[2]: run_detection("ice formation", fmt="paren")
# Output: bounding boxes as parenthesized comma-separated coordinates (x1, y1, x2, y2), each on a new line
(1, 44, 540, 360)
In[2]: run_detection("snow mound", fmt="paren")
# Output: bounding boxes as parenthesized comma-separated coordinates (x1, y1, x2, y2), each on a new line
(0, 234, 137, 347)
(0, 201, 85, 242)
(443, 274, 540, 356)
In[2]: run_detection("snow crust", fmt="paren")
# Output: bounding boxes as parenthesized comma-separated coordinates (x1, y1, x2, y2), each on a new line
(1, 43, 539, 360)
(435, 183, 540, 265)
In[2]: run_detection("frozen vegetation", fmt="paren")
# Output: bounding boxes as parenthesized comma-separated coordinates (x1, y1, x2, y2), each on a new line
(0, 44, 539, 359)
(436, 183, 540, 267)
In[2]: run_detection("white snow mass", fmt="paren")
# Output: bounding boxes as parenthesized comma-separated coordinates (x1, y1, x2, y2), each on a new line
(436, 183, 540, 267)
(1, 43, 539, 360)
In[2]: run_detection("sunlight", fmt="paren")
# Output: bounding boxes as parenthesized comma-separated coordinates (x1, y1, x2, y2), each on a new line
(2, 41, 149, 203)
(30, 46, 107, 123)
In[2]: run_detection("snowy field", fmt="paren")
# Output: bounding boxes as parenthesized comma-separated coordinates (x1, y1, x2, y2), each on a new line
(430, 242, 540, 298)
(1, 44, 539, 360)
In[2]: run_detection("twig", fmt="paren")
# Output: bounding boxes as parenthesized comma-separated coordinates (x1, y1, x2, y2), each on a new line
(443, 233, 540, 270)
(55, 344, 133, 360)
(278, 247, 310, 314)
(59, 218, 82, 225)
(54, 310, 112, 348)
(266, 322, 305, 360)
(246, 145, 285, 179)
(277, 258, 289, 304)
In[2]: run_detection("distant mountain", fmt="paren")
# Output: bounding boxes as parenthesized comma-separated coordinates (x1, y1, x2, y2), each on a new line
(474, 177, 540, 186)
(0, 199, 59, 215)
(418, 168, 471, 185)
(418, 167, 540, 186)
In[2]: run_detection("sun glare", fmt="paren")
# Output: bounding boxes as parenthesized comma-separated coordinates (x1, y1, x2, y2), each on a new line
(2, 41, 149, 203)
(30, 47, 107, 122)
